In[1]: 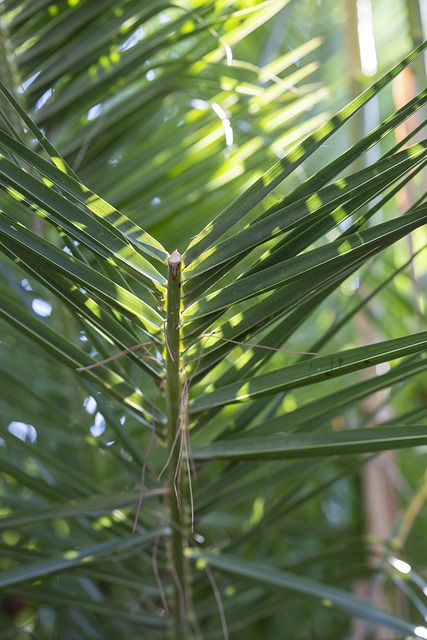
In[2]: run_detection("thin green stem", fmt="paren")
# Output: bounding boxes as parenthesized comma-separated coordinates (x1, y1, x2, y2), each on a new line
(166, 249, 190, 639)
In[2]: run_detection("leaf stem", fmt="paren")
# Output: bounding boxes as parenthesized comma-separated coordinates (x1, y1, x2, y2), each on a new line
(166, 250, 190, 638)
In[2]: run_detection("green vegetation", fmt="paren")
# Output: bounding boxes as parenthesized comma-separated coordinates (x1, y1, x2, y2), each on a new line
(0, 1, 426, 638)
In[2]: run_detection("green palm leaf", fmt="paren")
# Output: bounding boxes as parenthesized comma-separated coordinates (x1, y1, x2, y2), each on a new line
(189, 330, 427, 412)
(1, 2, 427, 638)
(184, 39, 427, 266)
(189, 550, 427, 638)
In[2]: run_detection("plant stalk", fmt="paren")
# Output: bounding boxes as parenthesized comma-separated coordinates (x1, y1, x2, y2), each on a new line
(166, 249, 189, 638)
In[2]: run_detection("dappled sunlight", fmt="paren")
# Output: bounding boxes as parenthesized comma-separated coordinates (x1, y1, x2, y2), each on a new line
(7, 422, 37, 444)
(84, 297, 103, 319)
(5, 187, 25, 203)
(306, 193, 322, 212)
(0, 1, 426, 637)
(90, 412, 106, 437)
(2, 530, 21, 546)
(51, 156, 67, 173)
(389, 557, 411, 574)
(248, 496, 265, 528)
(271, 113, 328, 158)
(260, 88, 328, 132)
(31, 298, 52, 317)
(356, 0, 377, 76)
(189, 329, 427, 414)
(184, 139, 427, 285)
(190, 98, 234, 149)
(249, 62, 322, 113)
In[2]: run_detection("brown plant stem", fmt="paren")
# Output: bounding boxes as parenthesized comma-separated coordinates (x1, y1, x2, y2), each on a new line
(166, 250, 191, 639)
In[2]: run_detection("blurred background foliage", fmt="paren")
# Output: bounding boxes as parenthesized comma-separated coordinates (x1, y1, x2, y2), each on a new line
(0, 0, 426, 638)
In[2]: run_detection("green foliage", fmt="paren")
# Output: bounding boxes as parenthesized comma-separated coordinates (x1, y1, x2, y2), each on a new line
(0, 1, 426, 638)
